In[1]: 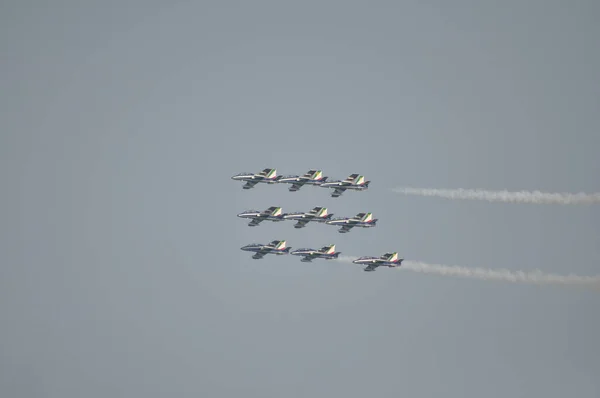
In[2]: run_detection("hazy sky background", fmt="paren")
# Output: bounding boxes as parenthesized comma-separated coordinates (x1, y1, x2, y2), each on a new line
(2, 1, 599, 397)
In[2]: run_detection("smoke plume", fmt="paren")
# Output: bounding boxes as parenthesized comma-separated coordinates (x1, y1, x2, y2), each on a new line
(401, 261, 600, 288)
(392, 187, 600, 205)
(335, 257, 600, 289)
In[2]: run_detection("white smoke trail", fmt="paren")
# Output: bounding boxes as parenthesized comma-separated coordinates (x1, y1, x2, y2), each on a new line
(335, 256, 600, 289)
(392, 187, 600, 205)
(401, 261, 600, 288)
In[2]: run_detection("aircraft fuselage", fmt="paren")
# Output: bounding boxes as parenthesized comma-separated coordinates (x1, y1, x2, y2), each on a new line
(237, 212, 284, 221)
(353, 258, 399, 267)
(283, 213, 331, 222)
(231, 174, 279, 183)
(325, 219, 378, 226)
(240, 244, 291, 259)
(320, 182, 369, 190)
(290, 249, 340, 262)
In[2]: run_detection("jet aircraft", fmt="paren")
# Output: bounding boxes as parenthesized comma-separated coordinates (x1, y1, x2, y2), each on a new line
(237, 206, 285, 227)
(240, 240, 291, 259)
(277, 169, 328, 192)
(231, 168, 281, 189)
(290, 244, 341, 262)
(325, 212, 378, 233)
(352, 252, 404, 272)
(320, 173, 370, 197)
(283, 206, 333, 229)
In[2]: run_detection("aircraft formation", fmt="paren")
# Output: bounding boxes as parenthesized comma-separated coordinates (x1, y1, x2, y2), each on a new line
(231, 168, 370, 198)
(234, 168, 403, 272)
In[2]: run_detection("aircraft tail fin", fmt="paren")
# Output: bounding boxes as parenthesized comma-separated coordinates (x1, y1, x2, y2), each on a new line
(275, 240, 287, 250)
(355, 175, 365, 185)
(270, 207, 282, 216)
(317, 207, 328, 217)
(361, 212, 373, 222)
(302, 169, 317, 179)
(262, 168, 277, 179)
(344, 173, 360, 182)
(324, 244, 336, 254)
(386, 252, 399, 262)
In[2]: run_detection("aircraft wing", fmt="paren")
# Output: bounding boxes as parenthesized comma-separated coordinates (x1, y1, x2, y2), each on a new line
(364, 263, 380, 272)
(243, 180, 260, 189)
(288, 181, 306, 191)
(338, 223, 355, 233)
(248, 217, 265, 227)
(252, 251, 267, 259)
(331, 187, 347, 197)
(294, 219, 310, 228)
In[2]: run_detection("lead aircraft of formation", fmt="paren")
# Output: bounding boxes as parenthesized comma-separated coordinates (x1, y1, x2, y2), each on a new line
(237, 206, 285, 227)
(240, 240, 291, 259)
(231, 168, 281, 189)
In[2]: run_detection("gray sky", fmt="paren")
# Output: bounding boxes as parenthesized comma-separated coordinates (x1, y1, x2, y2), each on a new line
(2, 1, 599, 397)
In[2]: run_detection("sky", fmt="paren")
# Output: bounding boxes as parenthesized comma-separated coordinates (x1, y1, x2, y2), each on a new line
(1, 1, 599, 397)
